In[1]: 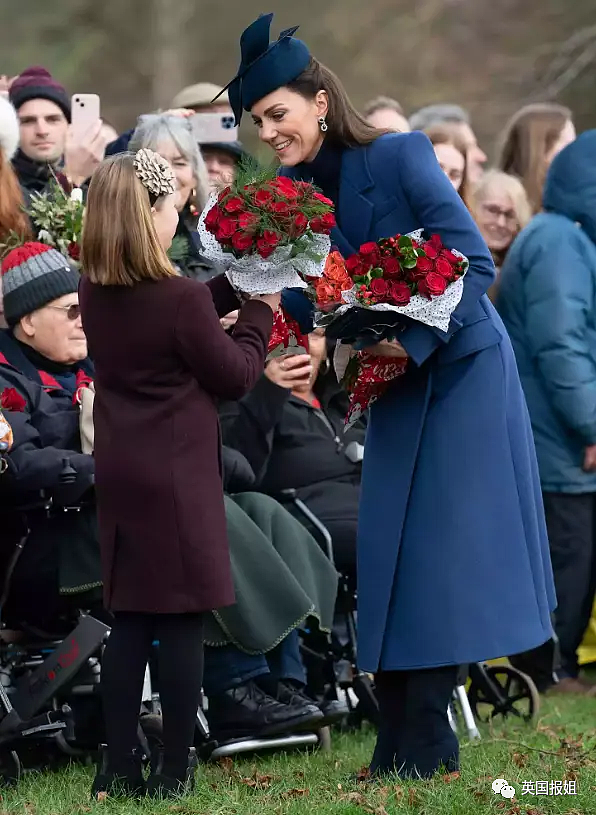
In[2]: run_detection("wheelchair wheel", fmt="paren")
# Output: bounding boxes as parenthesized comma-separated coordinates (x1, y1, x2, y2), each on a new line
(138, 713, 163, 769)
(0, 748, 22, 786)
(350, 674, 379, 728)
(468, 665, 540, 723)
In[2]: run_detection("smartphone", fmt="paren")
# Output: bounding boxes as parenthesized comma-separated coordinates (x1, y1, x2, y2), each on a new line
(71, 93, 101, 139)
(190, 112, 238, 144)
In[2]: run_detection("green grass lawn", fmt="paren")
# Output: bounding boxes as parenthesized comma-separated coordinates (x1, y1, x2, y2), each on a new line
(2, 695, 596, 814)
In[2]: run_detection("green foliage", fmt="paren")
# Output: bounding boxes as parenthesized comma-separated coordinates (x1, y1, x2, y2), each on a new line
(27, 181, 84, 265)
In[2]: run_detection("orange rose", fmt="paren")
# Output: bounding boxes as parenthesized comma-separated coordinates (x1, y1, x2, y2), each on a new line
(324, 251, 350, 283)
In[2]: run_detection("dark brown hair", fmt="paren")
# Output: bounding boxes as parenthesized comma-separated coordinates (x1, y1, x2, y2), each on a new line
(81, 153, 177, 286)
(496, 103, 572, 214)
(0, 150, 31, 243)
(286, 58, 388, 147)
(424, 122, 471, 207)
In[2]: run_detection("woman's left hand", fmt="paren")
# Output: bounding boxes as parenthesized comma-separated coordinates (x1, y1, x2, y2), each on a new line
(362, 339, 408, 359)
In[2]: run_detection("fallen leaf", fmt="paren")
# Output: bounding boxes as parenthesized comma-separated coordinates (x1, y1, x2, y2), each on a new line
(408, 788, 420, 807)
(513, 752, 529, 768)
(340, 792, 368, 805)
(96, 792, 107, 803)
(393, 785, 404, 800)
(281, 788, 309, 799)
(524, 809, 546, 815)
(442, 771, 461, 782)
(218, 756, 234, 773)
(355, 765, 371, 782)
(564, 769, 578, 781)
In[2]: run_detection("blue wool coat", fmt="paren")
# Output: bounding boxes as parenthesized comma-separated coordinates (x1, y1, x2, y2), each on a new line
(496, 131, 596, 494)
(283, 132, 555, 672)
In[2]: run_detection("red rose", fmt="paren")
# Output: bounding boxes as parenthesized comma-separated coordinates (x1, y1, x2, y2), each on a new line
(254, 189, 274, 207)
(425, 271, 448, 296)
(238, 211, 259, 231)
(389, 281, 412, 306)
(380, 256, 401, 276)
(321, 212, 336, 232)
(204, 205, 220, 231)
(232, 231, 254, 251)
(345, 254, 366, 276)
(423, 243, 438, 260)
(217, 186, 232, 203)
(416, 256, 434, 273)
(216, 217, 237, 240)
(291, 212, 308, 236)
(256, 230, 281, 258)
(272, 177, 299, 200)
(67, 242, 80, 261)
(262, 230, 281, 248)
(272, 201, 291, 217)
(314, 192, 334, 207)
(224, 196, 244, 214)
(369, 277, 389, 298)
(417, 279, 431, 299)
(428, 234, 443, 251)
(440, 248, 460, 264)
(309, 217, 323, 233)
(359, 242, 381, 267)
(256, 238, 275, 259)
(435, 257, 455, 279)
(1, 387, 26, 412)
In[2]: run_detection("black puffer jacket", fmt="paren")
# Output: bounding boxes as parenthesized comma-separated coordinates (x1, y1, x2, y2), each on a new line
(220, 366, 366, 574)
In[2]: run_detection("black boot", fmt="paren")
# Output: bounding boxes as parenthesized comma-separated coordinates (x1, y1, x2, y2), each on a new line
(91, 744, 145, 799)
(146, 746, 198, 799)
(273, 680, 348, 727)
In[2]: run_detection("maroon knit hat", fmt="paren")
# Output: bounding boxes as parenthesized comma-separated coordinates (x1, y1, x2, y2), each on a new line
(9, 67, 71, 122)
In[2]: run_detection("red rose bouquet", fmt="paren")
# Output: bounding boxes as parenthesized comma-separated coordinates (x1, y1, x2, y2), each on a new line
(198, 159, 335, 295)
(310, 230, 469, 427)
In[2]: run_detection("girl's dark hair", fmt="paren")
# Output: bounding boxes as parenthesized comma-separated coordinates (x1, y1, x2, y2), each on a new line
(286, 58, 388, 147)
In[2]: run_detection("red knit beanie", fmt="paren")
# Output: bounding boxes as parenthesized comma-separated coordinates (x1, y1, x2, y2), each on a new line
(1, 242, 80, 327)
(9, 67, 71, 122)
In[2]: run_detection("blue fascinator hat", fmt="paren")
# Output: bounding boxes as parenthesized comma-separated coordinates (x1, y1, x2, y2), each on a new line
(214, 13, 311, 126)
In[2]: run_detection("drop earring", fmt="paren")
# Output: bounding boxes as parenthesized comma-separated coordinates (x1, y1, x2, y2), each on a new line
(318, 116, 328, 133)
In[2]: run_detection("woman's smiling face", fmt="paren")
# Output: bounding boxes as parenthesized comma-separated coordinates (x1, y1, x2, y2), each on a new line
(251, 87, 328, 166)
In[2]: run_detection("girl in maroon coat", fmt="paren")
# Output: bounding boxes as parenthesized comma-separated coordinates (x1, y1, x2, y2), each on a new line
(79, 148, 277, 799)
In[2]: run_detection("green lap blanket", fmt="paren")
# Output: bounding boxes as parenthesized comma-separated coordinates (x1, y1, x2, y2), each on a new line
(59, 493, 338, 655)
(204, 493, 338, 654)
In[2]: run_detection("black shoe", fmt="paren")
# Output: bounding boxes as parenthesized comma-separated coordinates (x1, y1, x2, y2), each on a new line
(91, 744, 145, 800)
(146, 747, 198, 799)
(207, 680, 323, 741)
(275, 681, 348, 727)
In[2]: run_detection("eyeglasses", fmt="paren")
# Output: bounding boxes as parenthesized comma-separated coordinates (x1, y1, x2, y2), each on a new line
(46, 303, 81, 320)
(480, 202, 518, 226)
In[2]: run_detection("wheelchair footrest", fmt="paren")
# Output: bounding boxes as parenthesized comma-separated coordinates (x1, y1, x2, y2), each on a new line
(209, 733, 319, 759)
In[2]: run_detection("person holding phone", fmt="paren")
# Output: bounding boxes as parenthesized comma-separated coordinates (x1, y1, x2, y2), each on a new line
(8, 67, 108, 197)
(79, 148, 277, 799)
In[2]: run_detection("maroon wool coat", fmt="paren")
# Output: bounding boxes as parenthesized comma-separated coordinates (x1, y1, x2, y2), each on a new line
(79, 274, 272, 614)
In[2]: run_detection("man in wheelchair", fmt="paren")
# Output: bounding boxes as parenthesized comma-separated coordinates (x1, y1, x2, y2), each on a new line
(0, 243, 342, 746)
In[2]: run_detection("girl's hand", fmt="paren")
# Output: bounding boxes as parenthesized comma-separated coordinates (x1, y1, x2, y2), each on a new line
(363, 338, 408, 358)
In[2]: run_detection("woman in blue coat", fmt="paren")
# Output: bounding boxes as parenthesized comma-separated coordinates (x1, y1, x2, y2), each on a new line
(217, 14, 556, 779)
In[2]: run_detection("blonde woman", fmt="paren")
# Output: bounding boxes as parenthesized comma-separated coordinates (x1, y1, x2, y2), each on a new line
(497, 103, 575, 214)
(470, 170, 532, 283)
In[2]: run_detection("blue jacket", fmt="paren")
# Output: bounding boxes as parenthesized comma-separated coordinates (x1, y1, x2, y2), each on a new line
(497, 130, 596, 493)
(283, 132, 555, 671)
